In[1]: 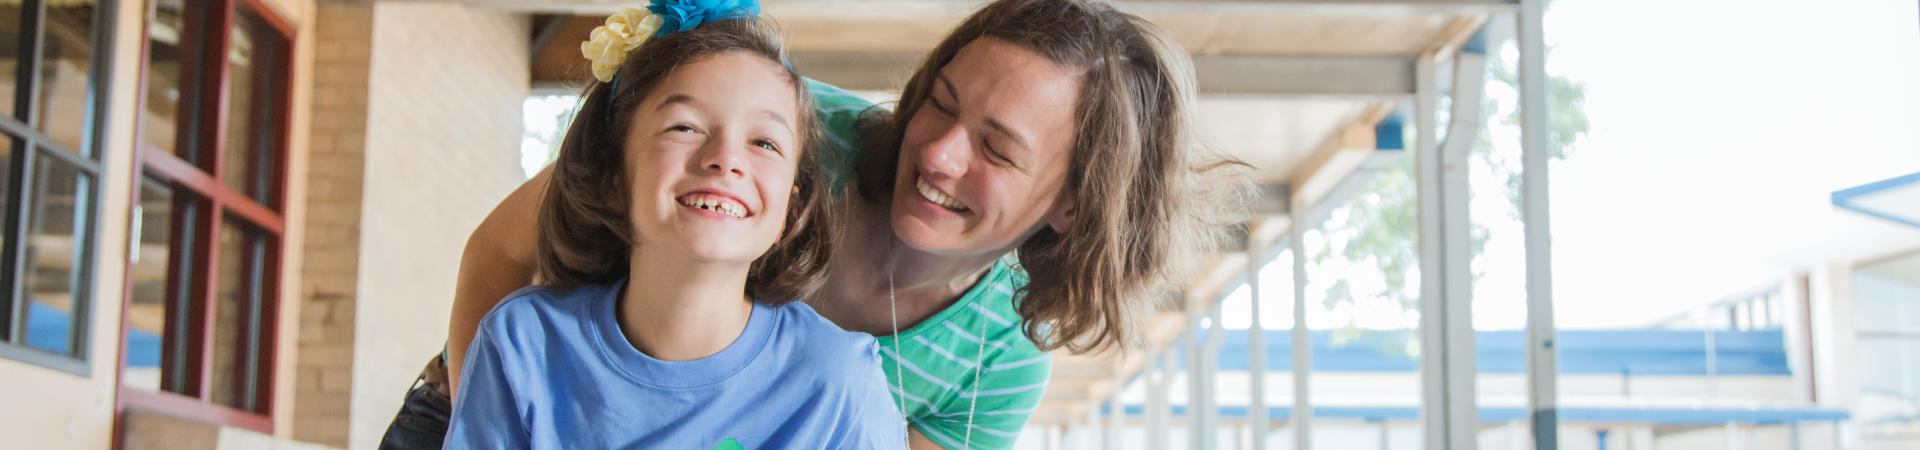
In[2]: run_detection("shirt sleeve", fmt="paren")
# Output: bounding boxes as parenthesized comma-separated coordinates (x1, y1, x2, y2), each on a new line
(444, 326, 531, 449)
(803, 78, 877, 194)
(910, 350, 1052, 450)
(840, 340, 912, 449)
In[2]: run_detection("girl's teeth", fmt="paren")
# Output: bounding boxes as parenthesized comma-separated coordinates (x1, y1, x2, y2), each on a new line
(681, 195, 746, 218)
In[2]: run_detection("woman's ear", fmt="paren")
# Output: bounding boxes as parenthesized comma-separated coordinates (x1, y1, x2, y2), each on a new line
(1045, 190, 1078, 233)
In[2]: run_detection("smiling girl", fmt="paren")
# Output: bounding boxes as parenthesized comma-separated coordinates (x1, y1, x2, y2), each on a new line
(441, 9, 901, 449)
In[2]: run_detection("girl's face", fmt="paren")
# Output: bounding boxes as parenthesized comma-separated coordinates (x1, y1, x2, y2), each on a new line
(891, 37, 1082, 256)
(624, 51, 802, 265)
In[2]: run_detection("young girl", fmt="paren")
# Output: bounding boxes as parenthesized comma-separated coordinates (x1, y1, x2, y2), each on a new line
(443, 7, 901, 449)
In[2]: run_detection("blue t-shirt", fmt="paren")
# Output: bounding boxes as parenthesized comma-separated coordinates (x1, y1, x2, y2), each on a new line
(446, 280, 905, 449)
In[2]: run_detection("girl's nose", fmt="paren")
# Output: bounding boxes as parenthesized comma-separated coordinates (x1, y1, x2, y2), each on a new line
(696, 140, 749, 178)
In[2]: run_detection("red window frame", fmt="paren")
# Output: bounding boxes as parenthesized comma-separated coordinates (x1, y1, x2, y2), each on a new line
(115, 0, 294, 433)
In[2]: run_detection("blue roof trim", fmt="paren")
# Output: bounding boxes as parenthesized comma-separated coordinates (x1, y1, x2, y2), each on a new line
(1832, 171, 1920, 229)
(1106, 405, 1849, 425)
(1375, 112, 1406, 150)
(1184, 329, 1790, 375)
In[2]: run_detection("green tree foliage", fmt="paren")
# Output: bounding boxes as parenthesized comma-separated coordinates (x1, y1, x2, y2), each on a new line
(1313, 48, 1589, 332)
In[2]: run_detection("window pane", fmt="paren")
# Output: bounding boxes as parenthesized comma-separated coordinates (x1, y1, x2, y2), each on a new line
(0, 2, 21, 119)
(218, 22, 252, 199)
(221, 10, 282, 205)
(125, 178, 184, 394)
(142, 0, 185, 154)
(37, 0, 98, 154)
(211, 215, 265, 412)
(20, 152, 92, 355)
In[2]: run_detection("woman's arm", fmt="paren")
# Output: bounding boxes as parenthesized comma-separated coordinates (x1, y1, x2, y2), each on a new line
(446, 165, 551, 395)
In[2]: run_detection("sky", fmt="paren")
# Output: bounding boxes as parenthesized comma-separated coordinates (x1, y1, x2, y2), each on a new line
(1222, 0, 1920, 331)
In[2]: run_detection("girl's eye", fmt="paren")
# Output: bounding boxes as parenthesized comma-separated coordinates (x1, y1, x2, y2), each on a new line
(667, 124, 697, 133)
(752, 138, 781, 152)
(929, 98, 953, 116)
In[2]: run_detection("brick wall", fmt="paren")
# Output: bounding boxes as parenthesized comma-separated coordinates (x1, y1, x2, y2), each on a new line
(292, 3, 373, 447)
(348, 4, 528, 450)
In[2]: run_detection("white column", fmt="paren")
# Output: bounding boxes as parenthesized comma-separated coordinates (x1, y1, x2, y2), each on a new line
(1110, 374, 1125, 450)
(1291, 211, 1312, 450)
(1185, 330, 1205, 449)
(1249, 238, 1268, 450)
(1203, 303, 1227, 449)
(1149, 351, 1171, 450)
(1518, 0, 1561, 448)
(1417, 47, 1482, 450)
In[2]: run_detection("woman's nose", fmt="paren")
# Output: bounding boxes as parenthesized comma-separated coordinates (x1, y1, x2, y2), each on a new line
(919, 124, 970, 179)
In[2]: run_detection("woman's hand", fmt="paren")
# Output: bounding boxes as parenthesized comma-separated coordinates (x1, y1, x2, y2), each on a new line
(446, 165, 551, 395)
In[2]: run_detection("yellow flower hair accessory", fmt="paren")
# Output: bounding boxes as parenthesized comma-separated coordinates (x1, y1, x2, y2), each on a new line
(580, 7, 664, 83)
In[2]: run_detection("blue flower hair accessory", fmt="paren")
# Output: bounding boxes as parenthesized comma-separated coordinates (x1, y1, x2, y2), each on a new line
(648, 0, 762, 38)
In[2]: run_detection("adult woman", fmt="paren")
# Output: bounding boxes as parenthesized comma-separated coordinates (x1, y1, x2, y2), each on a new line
(389, 0, 1245, 448)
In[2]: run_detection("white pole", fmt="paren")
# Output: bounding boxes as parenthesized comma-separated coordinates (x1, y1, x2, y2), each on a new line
(1519, 0, 1561, 448)
(1249, 236, 1268, 450)
(1291, 206, 1311, 449)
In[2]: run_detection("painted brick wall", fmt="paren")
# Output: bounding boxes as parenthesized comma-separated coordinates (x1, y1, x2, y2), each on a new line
(349, 4, 528, 450)
(292, 3, 373, 447)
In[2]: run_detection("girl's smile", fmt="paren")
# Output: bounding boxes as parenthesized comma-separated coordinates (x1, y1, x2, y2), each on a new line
(677, 189, 753, 219)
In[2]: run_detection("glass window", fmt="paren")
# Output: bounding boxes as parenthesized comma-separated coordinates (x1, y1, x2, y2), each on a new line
(1, 0, 111, 376)
(119, 0, 290, 431)
(125, 177, 195, 395)
(1855, 254, 1920, 429)
(0, 3, 21, 118)
(37, 1, 98, 154)
(142, 0, 185, 155)
(19, 150, 93, 354)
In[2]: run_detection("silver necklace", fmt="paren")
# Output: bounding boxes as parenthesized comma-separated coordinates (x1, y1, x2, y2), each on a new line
(889, 265, 988, 449)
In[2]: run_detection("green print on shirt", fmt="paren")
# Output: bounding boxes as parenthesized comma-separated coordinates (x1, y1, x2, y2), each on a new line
(713, 438, 744, 450)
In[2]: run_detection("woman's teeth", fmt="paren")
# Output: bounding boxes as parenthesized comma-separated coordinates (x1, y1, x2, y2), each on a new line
(916, 178, 969, 212)
(678, 194, 747, 218)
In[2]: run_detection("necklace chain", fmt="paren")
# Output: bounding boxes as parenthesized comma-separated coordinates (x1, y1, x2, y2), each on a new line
(890, 265, 987, 449)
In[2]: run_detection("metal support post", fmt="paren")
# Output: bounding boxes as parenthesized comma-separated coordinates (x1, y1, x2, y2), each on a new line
(1417, 47, 1482, 450)
(1186, 330, 1204, 449)
(1249, 237, 1268, 450)
(1149, 351, 1172, 450)
(1519, 0, 1561, 448)
(1203, 303, 1226, 448)
(1291, 207, 1312, 450)
(1109, 375, 1124, 450)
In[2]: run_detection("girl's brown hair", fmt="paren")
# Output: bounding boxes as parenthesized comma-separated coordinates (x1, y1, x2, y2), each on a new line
(855, 0, 1249, 354)
(538, 17, 832, 305)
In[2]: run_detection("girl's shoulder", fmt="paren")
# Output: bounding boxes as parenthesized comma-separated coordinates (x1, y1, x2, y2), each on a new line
(480, 282, 620, 339)
(766, 301, 885, 367)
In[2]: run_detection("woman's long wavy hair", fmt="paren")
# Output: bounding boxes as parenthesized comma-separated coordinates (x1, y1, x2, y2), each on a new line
(854, 0, 1250, 354)
(538, 18, 833, 305)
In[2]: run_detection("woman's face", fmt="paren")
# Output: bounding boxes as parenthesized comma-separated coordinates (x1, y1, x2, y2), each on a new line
(625, 51, 802, 265)
(891, 37, 1082, 256)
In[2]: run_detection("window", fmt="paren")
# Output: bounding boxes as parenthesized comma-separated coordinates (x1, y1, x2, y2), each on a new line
(119, 0, 290, 432)
(1855, 252, 1920, 433)
(0, 0, 116, 375)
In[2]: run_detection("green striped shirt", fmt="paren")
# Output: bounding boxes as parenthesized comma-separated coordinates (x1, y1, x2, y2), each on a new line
(808, 79, 1052, 450)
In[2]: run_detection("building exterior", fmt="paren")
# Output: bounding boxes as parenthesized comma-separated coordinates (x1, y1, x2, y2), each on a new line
(0, 1, 525, 449)
(0, 1, 1913, 450)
